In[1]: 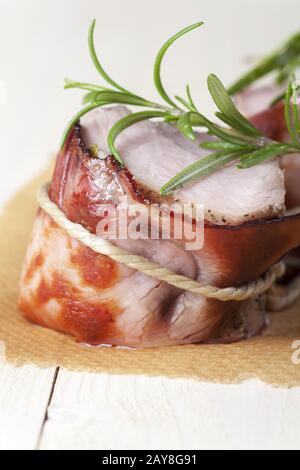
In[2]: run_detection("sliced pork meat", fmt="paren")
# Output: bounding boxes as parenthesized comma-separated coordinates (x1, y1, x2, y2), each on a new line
(80, 106, 286, 225)
(237, 87, 300, 211)
(280, 155, 300, 210)
(18, 108, 300, 347)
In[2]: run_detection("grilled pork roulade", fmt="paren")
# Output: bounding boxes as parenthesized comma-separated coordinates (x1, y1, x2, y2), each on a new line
(18, 107, 300, 347)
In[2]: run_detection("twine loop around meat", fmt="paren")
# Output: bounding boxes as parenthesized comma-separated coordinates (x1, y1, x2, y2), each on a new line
(37, 183, 288, 303)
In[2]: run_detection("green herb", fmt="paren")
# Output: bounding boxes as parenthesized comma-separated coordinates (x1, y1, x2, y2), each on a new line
(62, 20, 300, 195)
(177, 112, 196, 141)
(285, 73, 300, 145)
(186, 84, 198, 112)
(153, 22, 204, 108)
(88, 19, 132, 95)
(89, 144, 99, 157)
(60, 103, 104, 149)
(237, 143, 294, 169)
(160, 149, 250, 195)
(207, 75, 261, 138)
(64, 78, 108, 92)
(107, 111, 166, 164)
(228, 31, 300, 95)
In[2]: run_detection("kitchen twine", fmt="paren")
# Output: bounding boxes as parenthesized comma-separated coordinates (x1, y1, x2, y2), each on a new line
(37, 183, 300, 308)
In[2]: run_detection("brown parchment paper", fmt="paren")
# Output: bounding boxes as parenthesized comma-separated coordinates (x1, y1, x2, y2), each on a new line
(0, 166, 300, 387)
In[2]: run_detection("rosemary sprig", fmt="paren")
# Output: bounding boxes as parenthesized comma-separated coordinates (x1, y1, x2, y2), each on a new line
(62, 20, 300, 195)
(161, 75, 300, 195)
(61, 20, 204, 152)
(228, 31, 300, 95)
(154, 22, 204, 108)
(88, 19, 133, 95)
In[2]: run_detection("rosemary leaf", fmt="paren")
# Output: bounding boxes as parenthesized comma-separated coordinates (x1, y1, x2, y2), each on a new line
(89, 19, 136, 96)
(204, 119, 257, 146)
(64, 78, 108, 92)
(188, 113, 247, 144)
(186, 84, 198, 112)
(200, 141, 253, 151)
(160, 149, 248, 195)
(237, 143, 293, 169)
(108, 110, 166, 164)
(91, 90, 156, 108)
(177, 112, 196, 141)
(164, 115, 180, 123)
(82, 91, 99, 104)
(214, 112, 260, 141)
(153, 22, 204, 108)
(208, 74, 261, 137)
(175, 95, 195, 112)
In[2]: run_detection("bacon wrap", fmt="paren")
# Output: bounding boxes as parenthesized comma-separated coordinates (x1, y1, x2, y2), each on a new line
(18, 123, 300, 348)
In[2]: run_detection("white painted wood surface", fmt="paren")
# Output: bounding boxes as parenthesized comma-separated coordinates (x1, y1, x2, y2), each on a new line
(0, 363, 299, 450)
(0, 364, 57, 450)
(39, 371, 300, 451)
(1, 0, 300, 451)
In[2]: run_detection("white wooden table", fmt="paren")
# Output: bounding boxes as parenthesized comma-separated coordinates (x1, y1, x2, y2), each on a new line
(1, 0, 300, 451)
(1, 361, 300, 450)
